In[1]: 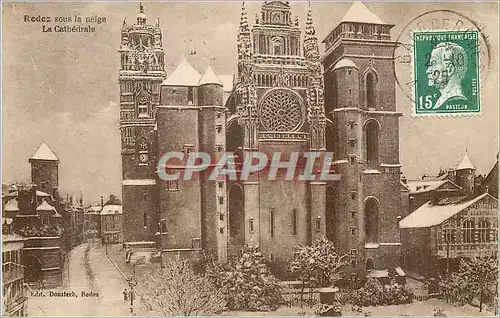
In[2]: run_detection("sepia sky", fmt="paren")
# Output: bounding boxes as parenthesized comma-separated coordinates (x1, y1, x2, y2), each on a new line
(2, 1, 498, 203)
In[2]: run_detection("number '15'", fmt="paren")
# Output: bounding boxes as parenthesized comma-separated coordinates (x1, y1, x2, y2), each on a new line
(419, 95, 433, 109)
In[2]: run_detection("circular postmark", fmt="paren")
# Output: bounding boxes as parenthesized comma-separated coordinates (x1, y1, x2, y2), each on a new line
(393, 9, 491, 104)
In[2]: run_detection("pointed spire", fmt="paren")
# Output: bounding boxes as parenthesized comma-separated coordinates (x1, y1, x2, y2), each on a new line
(122, 18, 127, 29)
(305, 2, 316, 37)
(239, 1, 249, 33)
(137, 2, 147, 25)
(457, 148, 476, 170)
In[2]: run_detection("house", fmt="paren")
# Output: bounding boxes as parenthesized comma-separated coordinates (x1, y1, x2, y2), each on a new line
(100, 195, 123, 244)
(2, 218, 27, 317)
(399, 193, 498, 276)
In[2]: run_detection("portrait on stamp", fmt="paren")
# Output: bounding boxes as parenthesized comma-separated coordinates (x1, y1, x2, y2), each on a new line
(412, 30, 481, 115)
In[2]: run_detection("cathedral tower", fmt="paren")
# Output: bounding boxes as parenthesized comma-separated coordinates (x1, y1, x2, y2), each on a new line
(119, 3, 166, 242)
(322, 2, 402, 272)
(228, 1, 326, 269)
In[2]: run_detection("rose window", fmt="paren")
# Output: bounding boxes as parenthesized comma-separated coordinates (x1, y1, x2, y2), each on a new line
(259, 90, 303, 131)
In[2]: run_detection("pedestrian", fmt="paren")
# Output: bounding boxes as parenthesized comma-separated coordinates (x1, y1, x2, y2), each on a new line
(123, 288, 128, 302)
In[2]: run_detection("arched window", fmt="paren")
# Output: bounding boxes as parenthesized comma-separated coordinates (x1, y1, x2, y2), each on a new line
(364, 198, 379, 243)
(366, 258, 374, 271)
(272, 37, 284, 56)
(365, 71, 377, 109)
(478, 220, 491, 243)
(229, 185, 244, 246)
(443, 229, 456, 243)
(365, 120, 379, 167)
(462, 219, 475, 243)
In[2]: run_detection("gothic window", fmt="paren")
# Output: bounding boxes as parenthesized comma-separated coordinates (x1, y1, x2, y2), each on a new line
(365, 120, 379, 168)
(462, 219, 475, 243)
(366, 258, 374, 271)
(143, 211, 147, 227)
(478, 220, 491, 243)
(123, 127, 135, 148)
(272, 37, 284, 56)
(365, 71, 378, 109)
(137, 94, 148, 118)
(259, 89, 303, 132)
(364, 198, 379, 243)
(316, 216, 321, 233)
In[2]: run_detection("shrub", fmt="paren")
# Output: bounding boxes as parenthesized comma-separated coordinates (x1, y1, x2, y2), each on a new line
(349, 278, 413, 307)
(289, 236, 348, 302)
(142, 254, 226, 316)
(206, 245, 283, 311)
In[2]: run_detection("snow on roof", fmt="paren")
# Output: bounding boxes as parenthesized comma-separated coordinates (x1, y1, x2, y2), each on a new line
(406, 180, 457, 194)
(198, 65, 223, 86)
(340, 1, 385, 25)
(399, 193, 492, 229)
(100, 205, 123, 215)
(30, 142, 59, 161)
(456, 151, 476, 170)
(161, 59, 201, 86)
(333, 58, 357, 71)
(37, 190, 51, 197)
(218, 75, 234, 92)
(36, 200, 56, 212)
(4, 199, 19, 212)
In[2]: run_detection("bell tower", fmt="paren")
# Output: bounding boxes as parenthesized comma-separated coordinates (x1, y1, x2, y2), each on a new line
(322, 1, 402, 272)
(228, 1, 326, 269)
(119, 3, 167, 242)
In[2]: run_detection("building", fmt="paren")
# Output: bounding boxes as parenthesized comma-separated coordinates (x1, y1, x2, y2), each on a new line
(399, 152, 499, 276)
(321, 1, 403, 272)
(3, 143, 64, 287)
(84, 204, 102, 240)
(119, 2, 404, 274)
(478, 155, 498, 198)
(2, 219, 27, 317)
(100, 195, 123, 244)
(62, 199, 85, 250)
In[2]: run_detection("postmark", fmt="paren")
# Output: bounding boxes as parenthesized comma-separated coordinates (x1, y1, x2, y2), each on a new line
(411, 30, 481, 115)
(393, 9, 492, 117)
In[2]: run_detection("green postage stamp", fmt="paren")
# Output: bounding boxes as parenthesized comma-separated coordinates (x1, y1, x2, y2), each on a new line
(412, 30, 481, 116)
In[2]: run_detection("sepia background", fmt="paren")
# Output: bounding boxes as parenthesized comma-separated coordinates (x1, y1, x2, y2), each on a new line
(2, 1, 498, 202)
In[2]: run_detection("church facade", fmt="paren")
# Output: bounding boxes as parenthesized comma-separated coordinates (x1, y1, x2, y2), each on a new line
(119, 2, 403, 274)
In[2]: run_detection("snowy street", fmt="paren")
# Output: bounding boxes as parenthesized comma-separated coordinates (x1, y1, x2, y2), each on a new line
(26, 240, 132, 316)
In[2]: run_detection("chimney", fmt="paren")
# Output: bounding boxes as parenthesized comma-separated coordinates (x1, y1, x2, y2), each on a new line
(100, 196, 104, 208)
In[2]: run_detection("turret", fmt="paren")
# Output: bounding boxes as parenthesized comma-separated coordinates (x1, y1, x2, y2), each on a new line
(331, 58, 360, 109)
(455, 150, 476, 197)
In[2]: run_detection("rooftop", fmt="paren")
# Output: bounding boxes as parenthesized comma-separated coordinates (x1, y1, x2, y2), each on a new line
(405, 179, 460, 194)
(340, 1, 386, 25)
(161, 58, 201, 86)
(101, 205, 123, 215)
(332, 58, 357, 71)
(456, 150, 476, 170)
(30, 142, 59, 161)
(198, 65, 223, 86)
(36, 200, 56, 212)
(399, 193, 494, 228)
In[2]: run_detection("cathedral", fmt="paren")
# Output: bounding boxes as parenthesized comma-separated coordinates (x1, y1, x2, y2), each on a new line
(119, 1, 403, 274)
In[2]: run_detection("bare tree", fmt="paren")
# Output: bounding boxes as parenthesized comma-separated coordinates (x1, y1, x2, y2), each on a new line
(142, 254, 226, 316)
